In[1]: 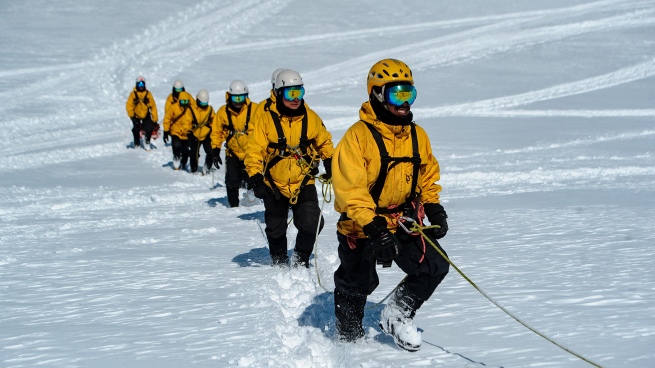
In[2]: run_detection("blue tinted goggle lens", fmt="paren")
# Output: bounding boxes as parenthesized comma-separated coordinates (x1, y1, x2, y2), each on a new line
(174, 87, 183, 93)
(385, 84, 417, 106)
(197, 100, 208, 107)
(283, 86, 305, 101)
(180, 99, 189, 105)
(136, 81, 145, 88)
(230, 94, 247, 103)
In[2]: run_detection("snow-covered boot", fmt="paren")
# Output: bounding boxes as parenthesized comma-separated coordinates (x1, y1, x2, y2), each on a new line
(380, 286, 424, 352)
(334, 288, 366, 342)
(173, 157, 181, 170)
(268, 236, 288, 267)
(290, 250, 310, 268)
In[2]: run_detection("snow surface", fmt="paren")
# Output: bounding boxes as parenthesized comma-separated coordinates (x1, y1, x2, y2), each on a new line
(1, 0, 654, 367)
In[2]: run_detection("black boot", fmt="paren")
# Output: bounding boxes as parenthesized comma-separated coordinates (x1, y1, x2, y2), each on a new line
(227, 187, 239, 208)
(334, 288, 366, 342)
(291, 250, 310, 268)
(268, 236, 288, 266)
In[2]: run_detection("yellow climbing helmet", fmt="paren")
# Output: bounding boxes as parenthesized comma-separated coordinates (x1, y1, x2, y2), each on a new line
(367, 59, 413, 95)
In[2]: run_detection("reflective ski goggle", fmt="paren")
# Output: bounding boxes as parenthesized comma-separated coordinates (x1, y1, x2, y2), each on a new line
(174, 87, 184, 93)
(384, 84, 417, 106)
(136, 81, 146, 88)
(230, 94, 247, 104)
(282, 86, 305, 101)
(197, 99, 208, 107)
(179, 99, 190, 106)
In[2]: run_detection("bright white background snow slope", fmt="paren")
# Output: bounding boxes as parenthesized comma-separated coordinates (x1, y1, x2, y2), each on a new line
(1, 0, 654, 367)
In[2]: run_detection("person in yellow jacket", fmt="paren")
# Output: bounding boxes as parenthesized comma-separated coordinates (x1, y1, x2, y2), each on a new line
(211, 80, 258, 207)
(245, 69, 334, 267)
(331, 59, 450, 351)
(163, 91, 195, 170)
(250, 68, 284, 130)
(162, 80, 185, 145)
(189, 89, 214, 174)
(125, 76, 159, 150)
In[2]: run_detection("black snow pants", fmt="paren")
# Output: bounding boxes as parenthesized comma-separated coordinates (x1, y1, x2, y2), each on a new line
(131, 114, 155, 145)
(189, 135, 212, 173)
(225, 155, 248, 207)
(171, 135, 190, 169)
(262, 184, 325, 266)
(333, 227, 450, 331)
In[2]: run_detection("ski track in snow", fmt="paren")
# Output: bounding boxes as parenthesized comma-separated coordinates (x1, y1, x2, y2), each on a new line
(0, 0, 652, 165)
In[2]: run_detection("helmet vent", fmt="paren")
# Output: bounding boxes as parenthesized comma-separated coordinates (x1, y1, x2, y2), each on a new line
(382, 70, 390, 77)
(392, 73, 399, 77)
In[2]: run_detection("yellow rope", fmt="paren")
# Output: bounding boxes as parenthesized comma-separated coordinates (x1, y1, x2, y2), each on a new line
(410, 222, 603, 368)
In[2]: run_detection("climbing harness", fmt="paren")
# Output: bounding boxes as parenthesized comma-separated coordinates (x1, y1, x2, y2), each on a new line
(224, 103, 252, 156)
(263, 111, 318, 203)
(363, 121, 421, 213)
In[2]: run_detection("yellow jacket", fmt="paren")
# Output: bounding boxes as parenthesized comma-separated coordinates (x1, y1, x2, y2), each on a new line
(163, 91, 195, 139)
(164, 93, 180, 121)
(333, 101, 442, 238)
(125, 88, 158, 121)
(245, 102, 334, 199)
(190, 104, 214, 141)
(251, 90, 276, 131)
(211, 96, 258, 160)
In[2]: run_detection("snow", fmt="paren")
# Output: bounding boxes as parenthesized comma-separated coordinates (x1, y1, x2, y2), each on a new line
(1, 0, 654, 367)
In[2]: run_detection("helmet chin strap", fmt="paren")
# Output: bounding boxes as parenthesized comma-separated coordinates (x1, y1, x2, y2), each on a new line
(371, 88, 387, 107)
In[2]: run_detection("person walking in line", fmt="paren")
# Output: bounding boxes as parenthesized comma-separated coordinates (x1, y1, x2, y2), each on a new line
(189, 89, 214, 174)
(211, 80, 258, 207)
(163, 80, 185, 146)
(163, 91, 195, 170)
(331, 59, 450, 352)
(126, 76, 159, 150)
(245, 69, 334, 268)
(251, 68, 284, 128)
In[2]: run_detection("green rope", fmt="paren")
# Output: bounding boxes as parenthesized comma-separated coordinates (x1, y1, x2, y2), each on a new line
(411, 222, 603, 368)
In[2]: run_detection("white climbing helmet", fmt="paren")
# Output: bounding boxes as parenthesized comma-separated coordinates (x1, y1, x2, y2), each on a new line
(271, 68, 284, 89)
(196, 89, 209, 104)
(173, 80, 184, 89)
(228, 80, 248, 95)
(275, 69, 303, 90)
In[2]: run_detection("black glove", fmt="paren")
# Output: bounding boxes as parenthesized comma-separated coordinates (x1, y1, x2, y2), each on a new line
(424, 203, 449, 239)
(249, 173, 270, 199)
(212, 148, 223, 169)
(321, 157, 332, 180)
(163, 131, 170, 143)
(363, 216, 400, 263)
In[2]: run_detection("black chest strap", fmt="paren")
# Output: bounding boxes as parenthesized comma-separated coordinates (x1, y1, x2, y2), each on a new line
(363, 122, 421, 211)
(133, 90, 150, 105)
(225, 103, 252, 145)
(267, 111, 310, 156)
(264, 111, 313, 200)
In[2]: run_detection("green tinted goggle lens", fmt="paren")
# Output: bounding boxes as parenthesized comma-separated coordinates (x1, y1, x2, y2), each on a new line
(385, 84, 417, 106)
(180, 99, 189, 105)
(230, 94, 247, 103)
(283, 86, 305, 101)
